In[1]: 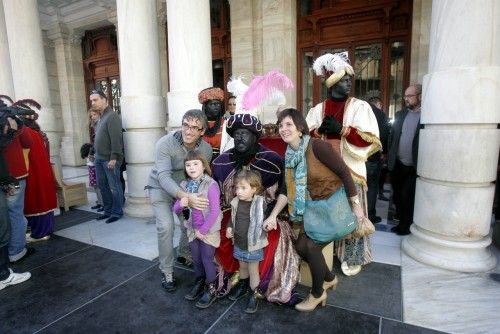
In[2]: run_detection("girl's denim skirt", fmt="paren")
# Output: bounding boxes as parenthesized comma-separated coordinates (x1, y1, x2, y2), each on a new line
(233, 244, 263, 263)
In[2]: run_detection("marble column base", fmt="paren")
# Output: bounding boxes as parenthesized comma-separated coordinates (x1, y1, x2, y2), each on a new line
(402, 224, 497, 272)
(124, 196, 153, 219)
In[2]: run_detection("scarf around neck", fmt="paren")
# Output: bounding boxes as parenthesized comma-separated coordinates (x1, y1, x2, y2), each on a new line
(285, 135, 310, 221)
(185, 174, 206, 193)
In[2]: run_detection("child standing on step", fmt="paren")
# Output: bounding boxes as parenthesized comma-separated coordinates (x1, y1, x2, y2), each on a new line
(173, 150, 221, 309)
(226, 170, 268, 314)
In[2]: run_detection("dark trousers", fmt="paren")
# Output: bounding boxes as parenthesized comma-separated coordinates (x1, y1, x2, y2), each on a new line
(295, 234, 335, 298)
(391, 160, 417, 230)
(366, 159, 382, 219)
(189, 238, 216, 284)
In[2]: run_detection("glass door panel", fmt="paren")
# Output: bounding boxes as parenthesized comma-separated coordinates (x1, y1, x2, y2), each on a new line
(389, 41, 406, 119)
(301, 51, 314, 113)
(354, 43, 382, 101)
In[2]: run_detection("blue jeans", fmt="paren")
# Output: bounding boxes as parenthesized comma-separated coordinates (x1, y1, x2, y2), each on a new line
(6, 179, 27, 259)
(94, 159, 123, 218)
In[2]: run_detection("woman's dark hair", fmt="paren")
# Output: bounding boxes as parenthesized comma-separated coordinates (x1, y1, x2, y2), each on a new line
(277, 108, 309, 135)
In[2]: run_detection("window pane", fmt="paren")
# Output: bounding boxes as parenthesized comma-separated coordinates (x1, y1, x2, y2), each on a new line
(389, 41, 405, 119)
(95, 80, 108, 97)
(111, 78, 121, 114)
(301, 51, 314, 114)
(300, 0, 312, 16)
(354, 43, 382, 101)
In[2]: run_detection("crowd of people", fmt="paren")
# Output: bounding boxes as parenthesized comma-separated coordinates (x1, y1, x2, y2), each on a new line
(1, 51, 423, 316)
(1, 97, 57, 290)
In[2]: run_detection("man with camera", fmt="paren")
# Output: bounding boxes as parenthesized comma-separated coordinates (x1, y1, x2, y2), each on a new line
(0, 100, 32, 289)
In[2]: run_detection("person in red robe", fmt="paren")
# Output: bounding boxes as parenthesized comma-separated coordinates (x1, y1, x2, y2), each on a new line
(21, 112, 57, 242)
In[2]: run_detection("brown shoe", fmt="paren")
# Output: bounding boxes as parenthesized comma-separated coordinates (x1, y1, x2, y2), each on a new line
(295, 291, 327, 312)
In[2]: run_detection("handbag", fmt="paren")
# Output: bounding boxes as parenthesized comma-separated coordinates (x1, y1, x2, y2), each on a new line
(304, 187, 357, 243)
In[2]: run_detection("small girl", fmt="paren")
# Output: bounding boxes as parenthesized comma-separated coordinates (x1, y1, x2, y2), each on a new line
(226, 170, 268, 314)
(173, 150, 222, 309)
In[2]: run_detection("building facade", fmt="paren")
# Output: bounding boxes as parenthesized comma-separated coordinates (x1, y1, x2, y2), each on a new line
(0, 0, 498, 273)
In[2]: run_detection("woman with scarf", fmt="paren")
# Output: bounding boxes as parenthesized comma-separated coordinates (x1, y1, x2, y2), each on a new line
(264, 108, 364, 312)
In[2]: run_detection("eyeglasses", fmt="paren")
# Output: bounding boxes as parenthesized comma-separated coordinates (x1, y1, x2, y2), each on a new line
(403, 94, 418, 98)
(228, 103, 236, 106)
(182, 123, 203, 132)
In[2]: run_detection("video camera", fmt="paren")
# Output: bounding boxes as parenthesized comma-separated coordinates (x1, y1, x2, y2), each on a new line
(0, 97, 37, 194)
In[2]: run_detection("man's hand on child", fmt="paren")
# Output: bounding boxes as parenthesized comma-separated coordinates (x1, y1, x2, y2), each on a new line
(226, 227, 233, 239)
(188, 194, 209, 210)
(180, 197, 189, 208)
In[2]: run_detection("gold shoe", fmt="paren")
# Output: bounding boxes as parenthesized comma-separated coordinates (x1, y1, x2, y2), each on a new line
(295, 291, 327, 312)
(323, 276, 338, 290)
(26, 235, 50, 243)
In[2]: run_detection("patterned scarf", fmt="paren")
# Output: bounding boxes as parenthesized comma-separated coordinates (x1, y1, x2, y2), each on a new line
(185, 174, 205, 193)
(285, 135, 310, 221)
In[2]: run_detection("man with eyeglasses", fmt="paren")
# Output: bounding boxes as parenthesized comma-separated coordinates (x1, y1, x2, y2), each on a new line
(147, 109, 212, 292)
(90, 90, 124, 224)
(387, 84, 422, 235)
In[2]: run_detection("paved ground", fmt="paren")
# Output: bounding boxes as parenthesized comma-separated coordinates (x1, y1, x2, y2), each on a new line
(1, 209, 445, 334)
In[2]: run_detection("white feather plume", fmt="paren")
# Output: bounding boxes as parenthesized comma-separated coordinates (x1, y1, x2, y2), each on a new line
(312, 51, 353, 76)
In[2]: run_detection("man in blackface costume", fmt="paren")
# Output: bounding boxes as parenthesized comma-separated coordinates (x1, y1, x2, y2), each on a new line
(198, 87, 225, 159)
(306, 51, 381, 276)
(212, 113, 300, 309)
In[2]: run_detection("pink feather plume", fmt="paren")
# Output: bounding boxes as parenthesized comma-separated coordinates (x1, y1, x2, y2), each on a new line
(242, 70, 294, 110)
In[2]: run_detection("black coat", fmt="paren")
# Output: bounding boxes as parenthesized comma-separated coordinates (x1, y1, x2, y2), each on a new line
(387, 109, 421, 171)
(367, 103, 390, 161)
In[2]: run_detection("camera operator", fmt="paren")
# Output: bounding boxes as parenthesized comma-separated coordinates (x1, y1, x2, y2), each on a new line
(0, 98, 35, 264)
(0, 105, 31, 290)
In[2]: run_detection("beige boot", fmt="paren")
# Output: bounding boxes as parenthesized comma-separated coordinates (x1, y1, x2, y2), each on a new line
(295, 291, 327, 312)
(323, 275, 338, 290)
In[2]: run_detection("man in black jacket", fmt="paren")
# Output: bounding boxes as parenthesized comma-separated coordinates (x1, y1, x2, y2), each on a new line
(387, 84, 422, 235)
(366, 98, 390, 224)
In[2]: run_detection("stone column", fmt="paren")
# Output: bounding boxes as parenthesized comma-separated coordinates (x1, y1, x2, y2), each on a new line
(48, 25, 88, 166)
(229, 0, 256, 77)
(3, 0, 61, 166)
(0, 3, 14, 97)
(402, 0, 500, 272)
(117, 0, 167, 218)
(166, 0, 212, 127)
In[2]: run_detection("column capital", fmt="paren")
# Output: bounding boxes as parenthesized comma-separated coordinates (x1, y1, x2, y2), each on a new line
(46, 24, 84, 46)
(107, 10, 118, 26)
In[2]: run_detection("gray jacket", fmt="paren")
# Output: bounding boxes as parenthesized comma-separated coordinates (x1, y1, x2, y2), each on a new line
(387, 109, 421, 171)
(94, 106, 123, 161)
(230, 195, 268, 252)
